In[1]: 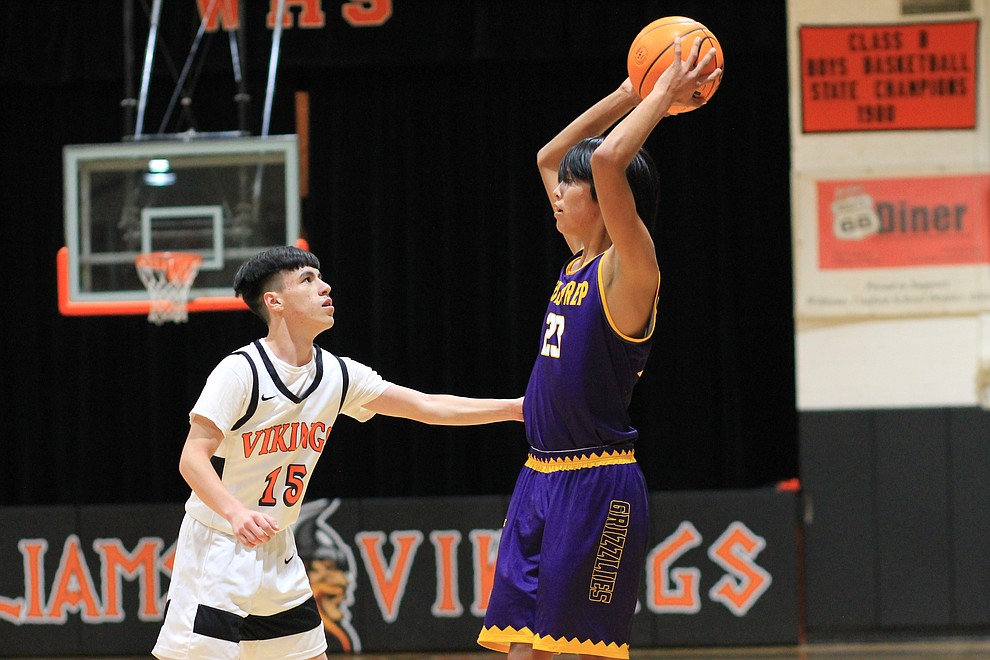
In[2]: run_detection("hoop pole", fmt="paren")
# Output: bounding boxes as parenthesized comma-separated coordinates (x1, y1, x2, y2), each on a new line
(158, 0, 219, 134)
(122, 0, 136, 137)
(134, 0, 163, 139)
(229, 29, 249, 133)
(261, 0, 286, 139)
(254, 0, 287, 220)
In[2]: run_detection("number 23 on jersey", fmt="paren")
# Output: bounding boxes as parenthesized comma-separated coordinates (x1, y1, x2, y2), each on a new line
(541, 312, 565, 359)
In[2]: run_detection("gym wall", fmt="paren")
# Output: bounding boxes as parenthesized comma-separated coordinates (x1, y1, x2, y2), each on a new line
(788, 0, 990, 639)
(0, 491, 799, 655)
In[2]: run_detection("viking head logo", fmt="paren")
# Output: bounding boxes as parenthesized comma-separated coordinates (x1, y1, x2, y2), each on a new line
(294, 498, 361, 652)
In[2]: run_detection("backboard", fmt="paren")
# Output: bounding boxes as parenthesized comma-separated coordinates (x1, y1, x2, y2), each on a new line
(59, 134, 303, 316)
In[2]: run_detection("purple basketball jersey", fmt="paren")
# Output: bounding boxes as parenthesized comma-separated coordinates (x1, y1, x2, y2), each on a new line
(479, 249, 658, 658)
(523, 251, 655, 452)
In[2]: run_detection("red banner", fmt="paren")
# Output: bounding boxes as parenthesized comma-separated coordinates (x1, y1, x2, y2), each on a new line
(800, 21, 978, 132)
(817, 174, 990, 269)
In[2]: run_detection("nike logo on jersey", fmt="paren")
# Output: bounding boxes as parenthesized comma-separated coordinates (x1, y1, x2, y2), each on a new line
(261, 394, 276, 401)
(284, 554, 295, 564)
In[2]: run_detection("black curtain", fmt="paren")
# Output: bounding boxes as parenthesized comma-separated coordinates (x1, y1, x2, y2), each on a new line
(0, 0, 794, 505)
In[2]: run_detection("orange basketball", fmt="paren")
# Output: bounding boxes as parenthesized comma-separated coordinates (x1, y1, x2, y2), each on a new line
(627, 16, 723, 114)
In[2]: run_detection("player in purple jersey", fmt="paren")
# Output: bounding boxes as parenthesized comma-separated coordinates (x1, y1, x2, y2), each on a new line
(478, 38, 721, 659)
(154, 246, 522, 660)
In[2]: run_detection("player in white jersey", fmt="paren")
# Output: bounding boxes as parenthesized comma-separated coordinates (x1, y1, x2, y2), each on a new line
(153, 246, 523, 660)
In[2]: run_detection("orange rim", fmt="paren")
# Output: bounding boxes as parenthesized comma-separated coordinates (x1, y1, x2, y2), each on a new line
(56, 239, 310, 316)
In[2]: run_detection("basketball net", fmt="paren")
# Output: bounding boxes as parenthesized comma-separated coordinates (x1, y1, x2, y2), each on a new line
(134, 252, 203, 325)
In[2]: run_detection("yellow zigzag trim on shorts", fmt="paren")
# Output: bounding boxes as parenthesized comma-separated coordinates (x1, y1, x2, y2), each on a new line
(477, 625, 629, 658)
(534, 632, 630, 658)
(524, 448, 636, 473)
(477, 624, 537, 652)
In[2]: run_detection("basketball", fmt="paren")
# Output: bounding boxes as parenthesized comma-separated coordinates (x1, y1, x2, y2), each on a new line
(627, 16, 723, 114)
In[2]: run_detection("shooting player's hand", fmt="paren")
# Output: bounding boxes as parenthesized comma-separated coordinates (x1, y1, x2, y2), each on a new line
(658, 36, 720, 110)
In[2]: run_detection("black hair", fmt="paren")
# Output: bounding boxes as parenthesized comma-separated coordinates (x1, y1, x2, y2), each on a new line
(233, 245, 321, 321)
(557, 136, 660, 232)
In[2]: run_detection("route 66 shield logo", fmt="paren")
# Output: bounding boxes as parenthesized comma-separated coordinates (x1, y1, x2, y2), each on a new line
(831, 188, 880, 240)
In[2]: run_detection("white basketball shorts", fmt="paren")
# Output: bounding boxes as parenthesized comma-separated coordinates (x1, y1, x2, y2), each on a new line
(153, 514, 327, 660)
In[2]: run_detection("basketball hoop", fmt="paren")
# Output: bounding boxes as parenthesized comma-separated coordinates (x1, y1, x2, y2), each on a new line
(134, 252, 204, 325)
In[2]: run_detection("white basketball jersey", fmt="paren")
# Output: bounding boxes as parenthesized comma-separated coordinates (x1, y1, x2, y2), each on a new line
(185, 339, 390, 533)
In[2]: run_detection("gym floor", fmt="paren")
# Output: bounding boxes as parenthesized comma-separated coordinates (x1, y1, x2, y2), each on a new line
(14, 638, 990, 659)
(334, 639, 990, 658)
